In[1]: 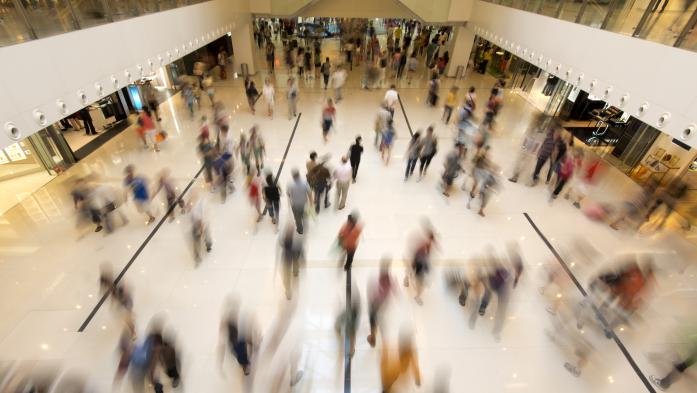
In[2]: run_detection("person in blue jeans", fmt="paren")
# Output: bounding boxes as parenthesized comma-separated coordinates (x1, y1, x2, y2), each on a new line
(123, 165, 155, 224)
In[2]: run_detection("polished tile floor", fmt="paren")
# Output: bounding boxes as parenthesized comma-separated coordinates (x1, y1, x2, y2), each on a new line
(0, 37, 695, 393)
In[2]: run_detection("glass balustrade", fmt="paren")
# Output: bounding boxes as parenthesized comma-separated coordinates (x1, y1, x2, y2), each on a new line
(480, 0, 697, 52)
(0, 0, 210, 47)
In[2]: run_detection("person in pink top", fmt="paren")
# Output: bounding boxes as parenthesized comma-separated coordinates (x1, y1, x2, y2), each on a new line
(138, 109, 159, 152)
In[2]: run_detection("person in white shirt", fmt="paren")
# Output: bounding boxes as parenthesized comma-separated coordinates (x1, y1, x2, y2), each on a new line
(331, 66, 347, 103)
(332, 156, 353, 210)
(384, 85, 399, 118)
(262, 77, 275, 118)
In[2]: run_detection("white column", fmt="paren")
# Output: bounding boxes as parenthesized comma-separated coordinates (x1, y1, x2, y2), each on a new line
(231, 18, 257, 76)
(446, 25, 475, 78)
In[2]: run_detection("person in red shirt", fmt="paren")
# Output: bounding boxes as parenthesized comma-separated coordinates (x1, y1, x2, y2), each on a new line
(337, 211, 362, 271)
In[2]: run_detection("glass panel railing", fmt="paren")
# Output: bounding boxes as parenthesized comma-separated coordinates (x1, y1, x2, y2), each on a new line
(602, 0, 652, 36)
(0, 1, 33, 46)
(480, 0, 697, 53)
(676, 12, 697, 50)
(577, 0, 609, 29)
(109, 0, 143, 21)
(0, 0, 210, 47)
(71, 0, 111, 28)
(635, 0, 697, 46)
(21, 0, 79, 39)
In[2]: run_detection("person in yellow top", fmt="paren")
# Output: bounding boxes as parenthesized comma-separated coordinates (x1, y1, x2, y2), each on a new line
(380, 328, 421, 392)
(442, 86, 459, 124)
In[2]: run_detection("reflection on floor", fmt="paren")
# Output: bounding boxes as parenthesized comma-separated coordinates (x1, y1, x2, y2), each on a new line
(0, 35, 694, 393)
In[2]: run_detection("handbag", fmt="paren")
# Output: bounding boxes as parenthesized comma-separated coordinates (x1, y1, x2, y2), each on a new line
(156, 130, 168, 143)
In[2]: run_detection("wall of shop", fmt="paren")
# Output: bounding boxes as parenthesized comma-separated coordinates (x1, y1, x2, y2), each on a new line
(470, 0, 697, 148)
(0, 0, 255, 150)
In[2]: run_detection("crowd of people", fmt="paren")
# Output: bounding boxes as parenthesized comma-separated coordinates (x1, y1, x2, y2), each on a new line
(53, 16, 697, 393)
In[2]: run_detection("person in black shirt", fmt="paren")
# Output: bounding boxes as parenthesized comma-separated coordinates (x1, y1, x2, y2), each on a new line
(80, 107, 97, 135)
(349, 136, 364, 183)
(263, 173, 281, 229)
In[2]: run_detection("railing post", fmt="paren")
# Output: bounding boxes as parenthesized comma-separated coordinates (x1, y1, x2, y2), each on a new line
(100, 0, 115, 22)
(65, 0, 82, 30)
(633, 0, 660, 37)
(600, 0, 621, 30)
(575, 0, 588, 23)
(675, 6, 697, 47)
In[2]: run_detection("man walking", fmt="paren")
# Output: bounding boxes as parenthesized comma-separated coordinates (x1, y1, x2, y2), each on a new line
(287, 169, 312, 234)
(349, 136, 364, 182)
(337, 211, 362, 271)
(333, 156, 352, 210)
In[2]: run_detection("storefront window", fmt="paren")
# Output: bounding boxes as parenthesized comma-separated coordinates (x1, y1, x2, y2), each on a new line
(0, 128, 75, 215)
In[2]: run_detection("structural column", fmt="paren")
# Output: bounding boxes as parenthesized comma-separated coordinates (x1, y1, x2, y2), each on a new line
(230, 18, 257, 76)
(447, 24, 475, 78)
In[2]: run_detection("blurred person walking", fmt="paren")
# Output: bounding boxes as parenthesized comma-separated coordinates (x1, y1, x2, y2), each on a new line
(427, 72, 440, 107)
(384, 84, 399, 118)
(418, 126, 438, 179)
(381, 119, 396, 165)
(153, 169, 185, 222)
(262, 78, 275, 118)
(441, 142, 466, 197)
(247, 168, 264, 224)
(263, 173, 281, 229)
(287, 77, 298, 119)
(367, 258, 396, 347)
(473, 254, 511, 340)
(245, 77, 259, 114)
(406, 52, 418, 84)
(278, 225, 304, 299)
(404, 226, 437, 305)
(349, 136, 364, 182)
(321, 57, 331, 89)
(137, 109, 159, 152)
(321, 98, 337, 142)
(442, 87, 458, 124)
(123, 165, 156, 224)
(337, 211, 362, 271)
(405, 131, 422, 180)
(219, 300, 253, 376)
(375, 104, 392, 147)
(189, 192, 212, 264)
(249, 125, 266, 173)
(308, 156, 332, 213)
(333, 156, 352, 210)
(287, 169, 312, 234)
(331, 65, 347, 102)
(197, 133, 217, 191)
(238, 131, 251, 176)
(380, 328, 421, 392)
(531, 128, 559, 185)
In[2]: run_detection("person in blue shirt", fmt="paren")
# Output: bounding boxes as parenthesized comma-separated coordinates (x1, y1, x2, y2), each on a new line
(124, 165, 156, 225)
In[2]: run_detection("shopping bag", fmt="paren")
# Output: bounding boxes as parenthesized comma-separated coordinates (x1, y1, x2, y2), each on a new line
(156, 130, 168, 143)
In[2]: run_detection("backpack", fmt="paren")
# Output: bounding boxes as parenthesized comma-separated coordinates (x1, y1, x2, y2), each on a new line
(130, 336, 155, 370)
